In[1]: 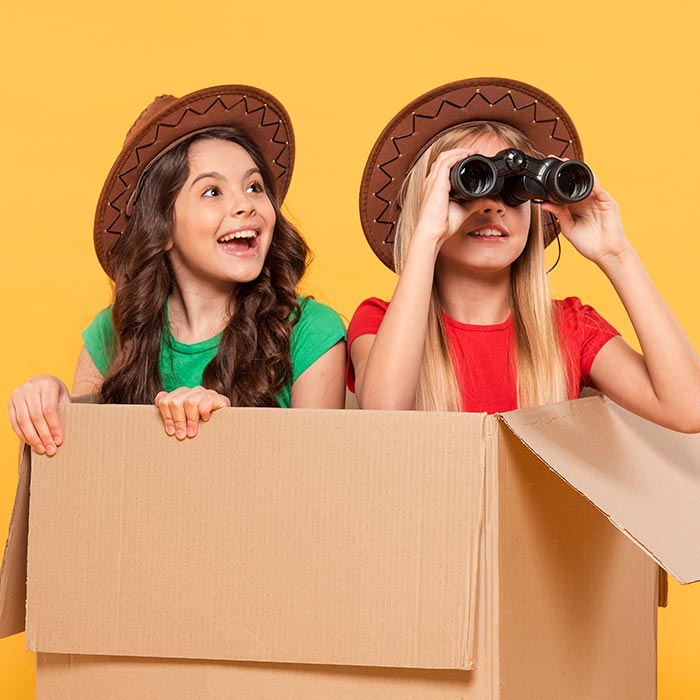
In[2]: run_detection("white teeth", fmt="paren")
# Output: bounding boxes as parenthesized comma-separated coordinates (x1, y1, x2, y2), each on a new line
(470, 229, 504, 237)
(218, 230, 257, 242)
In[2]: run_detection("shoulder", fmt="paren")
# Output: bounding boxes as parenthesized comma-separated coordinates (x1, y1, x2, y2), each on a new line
(294, 296, 346, 336)
(81, 306, 116, 376)
(347, 297, 389, 345)
(554, 297, 619, 381)
(554, 297, 617, 333)
(289, 297, 346, 382)
(87, 306, 114, 328)
(83, 306, 115, 341)
(352, 297, 390, 315)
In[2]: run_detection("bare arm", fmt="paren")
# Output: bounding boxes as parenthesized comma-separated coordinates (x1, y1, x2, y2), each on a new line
(545, 184, 700, 433)
(291, 341, 347, 408)
(354, 148, 474, 409)
(351, 239, 436, 409)
(588, 251, 700, 432)
(72, 345, 105, 395)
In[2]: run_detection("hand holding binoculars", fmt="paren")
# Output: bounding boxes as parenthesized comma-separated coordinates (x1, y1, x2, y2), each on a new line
(449, 148, 593, 206)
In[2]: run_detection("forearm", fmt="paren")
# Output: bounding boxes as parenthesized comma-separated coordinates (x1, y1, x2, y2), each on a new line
(600, 245, 700, 421)
(355, 238, 439, 409)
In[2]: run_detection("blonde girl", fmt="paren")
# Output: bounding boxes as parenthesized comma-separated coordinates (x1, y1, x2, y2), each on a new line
(348, 77, 700, 432)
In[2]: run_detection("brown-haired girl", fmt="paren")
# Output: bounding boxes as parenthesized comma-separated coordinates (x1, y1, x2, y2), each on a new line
(348, 78, 700, 431)
(10, 85, 346, 454)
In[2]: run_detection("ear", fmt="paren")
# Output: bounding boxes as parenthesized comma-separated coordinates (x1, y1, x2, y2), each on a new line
(164, 239, 174, 252)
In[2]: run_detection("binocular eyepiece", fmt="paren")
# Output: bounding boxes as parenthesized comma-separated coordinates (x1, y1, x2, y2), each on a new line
(449, 148, 593, 206)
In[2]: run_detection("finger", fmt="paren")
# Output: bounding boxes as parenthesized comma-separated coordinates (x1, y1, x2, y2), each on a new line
(26, 392, 60, 456)
(541, 200, 570, 222)
(431, 147, 480, 170)
(40, 390, 64, 448)
(11, 399, 48, 454)
(183, 395, 202, 437)
(155, 395, 177, 437)
(423, 150, 471, 188)
(8, 401, 42, 453)
(200, 392, 231, 423)
(168, 397, 189, 440)
(198, 393, 215, 422)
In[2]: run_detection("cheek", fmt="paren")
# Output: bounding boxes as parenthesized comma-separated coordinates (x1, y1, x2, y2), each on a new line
(508, 207, 531, 244)
(263, 199, 277, 228)
(517, 205, 532, 232)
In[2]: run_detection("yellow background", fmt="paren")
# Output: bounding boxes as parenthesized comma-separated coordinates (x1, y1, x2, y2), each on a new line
(1, 0, 698, 696)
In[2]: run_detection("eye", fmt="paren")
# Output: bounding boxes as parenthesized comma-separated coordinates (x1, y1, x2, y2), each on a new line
(202, 186, 221, 197)
(246, 180, 265, 194)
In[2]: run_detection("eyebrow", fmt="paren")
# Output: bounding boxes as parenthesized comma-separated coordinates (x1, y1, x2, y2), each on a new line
(190, 168, 261, 187)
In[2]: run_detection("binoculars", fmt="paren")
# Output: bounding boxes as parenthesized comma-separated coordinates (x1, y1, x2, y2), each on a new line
(449, 148, 593, 206)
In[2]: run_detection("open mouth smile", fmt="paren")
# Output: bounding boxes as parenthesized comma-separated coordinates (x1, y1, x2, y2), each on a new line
(217, 228, 261, 256)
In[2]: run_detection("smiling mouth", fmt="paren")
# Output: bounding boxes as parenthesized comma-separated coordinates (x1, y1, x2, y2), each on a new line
(468, 228, 506, 238)
(217, 229, 260, 255)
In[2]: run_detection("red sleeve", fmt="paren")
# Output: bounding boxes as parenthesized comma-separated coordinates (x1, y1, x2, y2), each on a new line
(346, 297, 390, 392)
(555, 297, 620, 388)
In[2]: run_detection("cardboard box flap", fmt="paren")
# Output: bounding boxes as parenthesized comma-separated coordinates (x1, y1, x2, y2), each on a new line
(0, 444, 31, 638)
(25, 404, 487, 669)
(499, 395, 700, 584)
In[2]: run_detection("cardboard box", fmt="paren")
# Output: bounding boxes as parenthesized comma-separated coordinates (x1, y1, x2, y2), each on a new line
(1, 396, 699, 699)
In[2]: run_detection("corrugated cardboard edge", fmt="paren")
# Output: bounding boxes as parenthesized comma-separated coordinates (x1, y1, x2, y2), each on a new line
(658, 569, 668, 608)
(461, 412, 489, 671)
(480, 416, 500, 692)
(497, 395, 700, 585)
(0, 443, 31, 637)
(0, 394, 100, 640)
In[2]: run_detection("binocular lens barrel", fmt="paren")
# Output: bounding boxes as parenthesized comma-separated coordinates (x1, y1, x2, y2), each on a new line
(550, 161, 593, 203)
(450, 156, 498, 199)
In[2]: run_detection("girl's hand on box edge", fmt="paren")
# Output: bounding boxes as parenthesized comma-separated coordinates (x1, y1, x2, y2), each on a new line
(154, 386, 231, 440)
(8, 375, 71, 456)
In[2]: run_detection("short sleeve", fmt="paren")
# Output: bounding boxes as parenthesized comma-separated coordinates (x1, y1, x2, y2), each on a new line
(290, 297, 346, 383)
(346, 297, 390, 392)
(81, 307, 116, 376)
(556, 297, 620, 386)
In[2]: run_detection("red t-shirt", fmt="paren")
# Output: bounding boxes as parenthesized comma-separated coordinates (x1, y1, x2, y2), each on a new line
(346, 297, 619, 413)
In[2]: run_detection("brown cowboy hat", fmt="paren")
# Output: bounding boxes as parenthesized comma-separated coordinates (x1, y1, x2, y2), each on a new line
(94, 84, 294, 277)
(359, 77, 585, 270)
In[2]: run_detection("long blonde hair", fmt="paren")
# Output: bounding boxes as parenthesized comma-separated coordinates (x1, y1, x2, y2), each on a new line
(394, 121, 570, 411)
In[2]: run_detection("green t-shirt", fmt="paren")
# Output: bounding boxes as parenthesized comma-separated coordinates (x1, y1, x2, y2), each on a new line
(82, 297, 346, 408)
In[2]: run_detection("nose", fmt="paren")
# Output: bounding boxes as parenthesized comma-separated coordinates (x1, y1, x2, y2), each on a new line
(230, 191, 256, 217)
(477, 195, 505, 215)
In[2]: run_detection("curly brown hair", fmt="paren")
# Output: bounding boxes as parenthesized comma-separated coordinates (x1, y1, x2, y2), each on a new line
(99, 127, 309, 407)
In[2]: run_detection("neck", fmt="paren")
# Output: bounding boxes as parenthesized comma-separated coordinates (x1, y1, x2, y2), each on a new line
(167, 282, 233, 344)
(435, 265, 512, 325)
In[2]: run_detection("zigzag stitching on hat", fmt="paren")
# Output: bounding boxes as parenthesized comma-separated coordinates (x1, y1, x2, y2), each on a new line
(241, 99, 290, 181)
(105, 97, 289, 235)
(372, 91, 573, 245)
(259, 104, 291, 180)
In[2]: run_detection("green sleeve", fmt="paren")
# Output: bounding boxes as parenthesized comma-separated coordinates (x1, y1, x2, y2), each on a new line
(290, 297, 346, 382)
(81, 307, 116, 377)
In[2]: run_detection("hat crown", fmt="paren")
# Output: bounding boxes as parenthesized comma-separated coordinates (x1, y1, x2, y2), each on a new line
(123, 94, 178, 145)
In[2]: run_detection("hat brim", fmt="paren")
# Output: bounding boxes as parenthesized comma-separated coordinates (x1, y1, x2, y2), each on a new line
(360, 77, 584, 270)
(94, 85, 294, 277)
